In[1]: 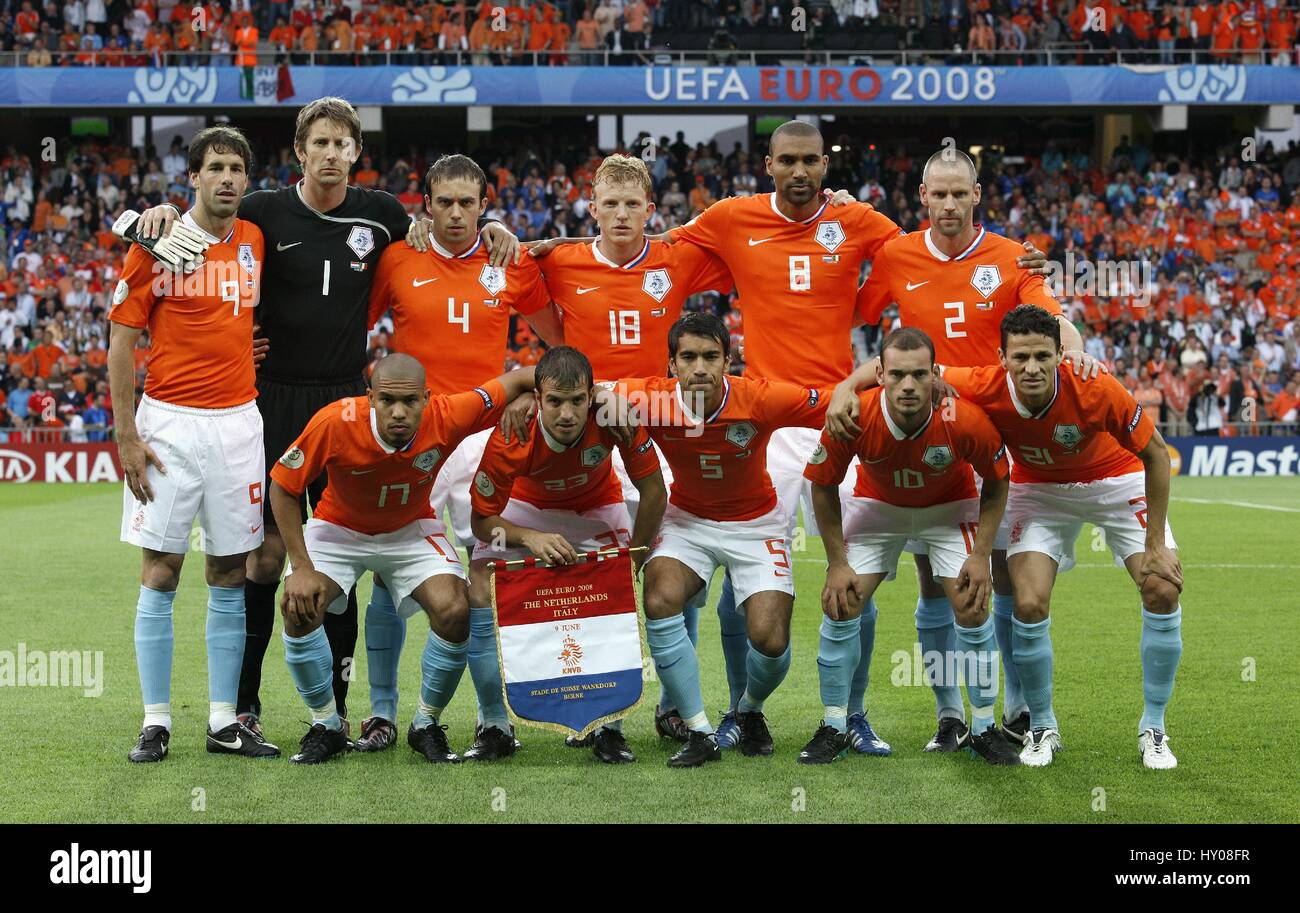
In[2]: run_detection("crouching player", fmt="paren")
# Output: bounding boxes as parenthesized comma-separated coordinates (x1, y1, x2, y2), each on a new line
(267, 353, 536, 764)
(941, 305, 1183, 769)
(465, 346, 667, 763)
(801, 327, 1017, 765)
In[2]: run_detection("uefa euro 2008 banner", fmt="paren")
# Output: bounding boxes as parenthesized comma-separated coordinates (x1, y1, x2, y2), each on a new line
(0, 64, 1294, 109)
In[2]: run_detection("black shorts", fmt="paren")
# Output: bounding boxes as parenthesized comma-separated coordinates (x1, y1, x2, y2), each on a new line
(259, 374, 367, 525)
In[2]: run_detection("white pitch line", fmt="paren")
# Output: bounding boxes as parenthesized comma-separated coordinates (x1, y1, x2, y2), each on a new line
(1172, 497, 1300, 514)
(792, 558, 1300, 569)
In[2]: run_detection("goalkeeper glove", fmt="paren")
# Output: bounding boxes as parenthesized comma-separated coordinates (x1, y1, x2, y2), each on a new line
(113, 209, 210, 273)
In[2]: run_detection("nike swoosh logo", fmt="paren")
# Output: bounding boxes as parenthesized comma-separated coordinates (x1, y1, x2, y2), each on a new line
(906, 280, 930, 291)
(212, 736, 242, 750)
(747, 237, 775, 246)
(249, 525, 261, 534)
(276, 241, 303, 251)
(412, 278, 437, 287)
(576, 286, 600, 295)
(351, 469, 376, 475)
(862, 456, 890, 464)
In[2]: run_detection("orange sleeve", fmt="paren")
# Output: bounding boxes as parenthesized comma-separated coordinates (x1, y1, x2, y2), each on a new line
(803, 426, 857, 487)
(617, 424, 661, 483)
(1013, 264, 1061, 315)
(756, 379, 832, 430)
(956, 402, 1009, 481)
(469, 427, 527, 516)
(436, 378, 509, 439)
(855, 250, 894, 324)
(269, 405, 336, 497)
(1094, 375, 1156, 454)
(940, 365, 1003, 405)
(668, 197, 730, 252)
(509, 255, 550, 316)
(678, 241, 734, 295)
(854, 206, 905, 262)
(108, 246, 160, 329)
(368, 245, 400, 328)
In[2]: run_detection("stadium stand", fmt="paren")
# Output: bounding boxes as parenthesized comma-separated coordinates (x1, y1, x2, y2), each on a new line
(0, 1, 1295, 68)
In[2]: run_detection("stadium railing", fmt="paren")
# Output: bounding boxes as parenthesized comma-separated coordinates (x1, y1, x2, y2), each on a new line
(0, 47, 1286, 68)
(1155, 421, 1299, 438)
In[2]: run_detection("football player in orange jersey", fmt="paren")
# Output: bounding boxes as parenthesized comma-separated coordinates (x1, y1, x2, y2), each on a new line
(268, 354, 539, 764)
(842, 148, 1100, 753)
(466, 346, 666, 764)
(109, 127, 279, 763)
(800, 327, 1018, 766)
(939, 306, 1183, 770)
(354, 154, 562, 753)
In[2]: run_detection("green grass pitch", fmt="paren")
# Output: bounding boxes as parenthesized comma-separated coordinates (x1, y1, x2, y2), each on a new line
(1, 477, 1296, 823)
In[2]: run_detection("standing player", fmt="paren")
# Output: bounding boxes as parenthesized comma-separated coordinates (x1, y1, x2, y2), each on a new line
(940, 306, 1183, 769)
(615, 313, 872, 767)
(267, 354, 538, 763)
(133, 97, 521, 739)
(844, 148, 1100, 752)
(800, 328, 1018, 766)
(109, 127, 277, 762)
(663, 122, 1049, 755)
(466, 346, 667, 763)
(354, 153, 560, 752)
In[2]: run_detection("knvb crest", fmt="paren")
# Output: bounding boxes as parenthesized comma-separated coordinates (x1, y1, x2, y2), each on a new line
(581, 444, 610, 467)
(725, 421, 756, 449)
(1053, 424, 1084, 451)
(347, 225, 376, 260)
(642, 269, 672, 302)
(922, 445, 954, 471)
(479, 264, 506, 296)
(814, 220, 845, 253)
(237, 243, 256, 278)
(970, 265, 1002, 298)
(413, 448, 441, 472)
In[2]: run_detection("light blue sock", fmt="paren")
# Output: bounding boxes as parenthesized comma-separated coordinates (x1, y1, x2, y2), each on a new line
(412, 630, 468, 729)
(716, 575, 750, 711)
(818, 615, 861, 732)
(646, 615, 710, 732)
(737, 641, 792, 713)
(916, 596, 963, 721)
(1139, 607, 1182, 733)
(955, 615, 998, 733)
(1011, 616, 1057, 731)
(205, 585, 245, 727)
(134, 585, 176, 717)
(283, 626, 340, 730)
(993, 593, 1027, 718)
(658, 598, 700, 711)
(365, 585, 406, 724)
(468, 606, 510, 731)
(847, 598, 877, 715)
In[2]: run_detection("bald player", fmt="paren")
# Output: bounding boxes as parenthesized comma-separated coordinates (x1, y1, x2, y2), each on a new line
(268, 354, 538, 764)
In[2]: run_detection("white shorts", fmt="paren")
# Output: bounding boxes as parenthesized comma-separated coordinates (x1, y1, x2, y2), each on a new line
(844, 497, 980, 581)
(1005, 471, 1178, 573)
(303, 516, 466, 619)
(768, 426, 855, 538)
(470, 499, 632, 563)
(430, 427, 492, 546)
(121, 395, 265, 556)
(651, 503, 794, 609)
(611, 439, 672, 522)
(905, 473, 1010, 557)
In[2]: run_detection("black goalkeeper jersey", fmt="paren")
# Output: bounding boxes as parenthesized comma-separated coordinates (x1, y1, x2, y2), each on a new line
(239, 183, 411, 383)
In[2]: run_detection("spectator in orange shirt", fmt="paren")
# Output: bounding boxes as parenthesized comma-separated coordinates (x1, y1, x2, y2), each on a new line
(298, 21, 320, 62)
(1267, 7, 1296, 65)
(575, 8, 600, 64)
(468, 11, 492, 64)
(526, 8, 552, 59)
(438, 11, 468, 62)
(32, 330, 67, 379)
(549, 11, 571, 64)
(270, 16, 297, 62)
(1238, 9, 1264, 62)
(353, 155, 380, 189)
(688, 174, 716, 216)
(1188, 0, 1216, 60)
(514, 336, 544, 367)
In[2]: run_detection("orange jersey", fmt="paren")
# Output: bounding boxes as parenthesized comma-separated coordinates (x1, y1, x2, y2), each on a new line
(804, 387, 1007, 507)
(941, 366, 1154, 484)
(271, 379, 508, 535)
(611, 374, 830, 521)
(856, 227, 1060, 367)
(669, 194, 902, 387)
(538, 238, 733, 380)
(471, 412, 660, 516)
(110, 213, 262, 409)
(368, 234, 550, 394)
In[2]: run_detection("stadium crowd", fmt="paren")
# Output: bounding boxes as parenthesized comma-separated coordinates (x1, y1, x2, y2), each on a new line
(1, 125, 1299, 441)
(0, 0, 1295, 66)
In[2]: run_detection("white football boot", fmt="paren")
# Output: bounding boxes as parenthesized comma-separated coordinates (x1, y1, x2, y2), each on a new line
(1019, 728, 1061, 767)
(1139, 728, 1178, 770)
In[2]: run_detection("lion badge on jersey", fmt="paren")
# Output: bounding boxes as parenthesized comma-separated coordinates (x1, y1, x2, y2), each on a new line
(643, 269, 672, 302)
(413, 448, 442, 472)
(1053, 423, 1084, 452)
(479, 265, 506, 296)
(347, 226, 375, 260)
(581, 444, 610, 468)
(725, 422, 757, 449)
(970, 265, 1002, 298)
(238, 243, 257, 288)
(814, 220, 845, 253)
(923, 445, 954, 472)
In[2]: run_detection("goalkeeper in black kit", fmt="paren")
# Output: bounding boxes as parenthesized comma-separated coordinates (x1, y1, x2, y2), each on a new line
(127, 97, 521, 748)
